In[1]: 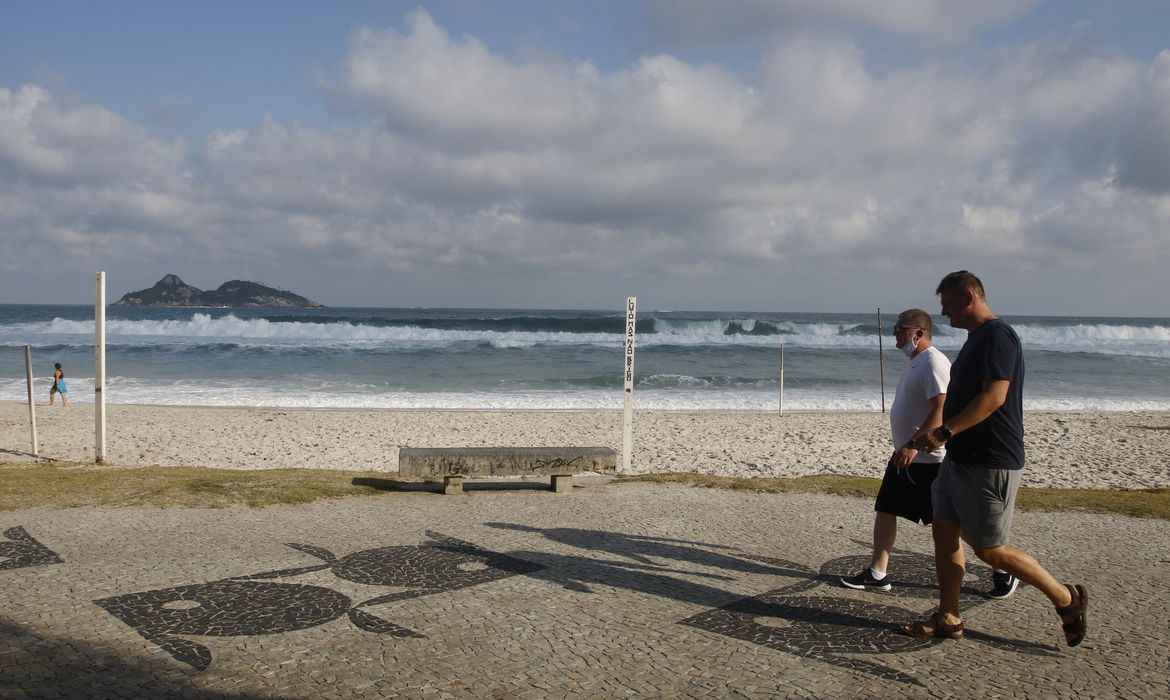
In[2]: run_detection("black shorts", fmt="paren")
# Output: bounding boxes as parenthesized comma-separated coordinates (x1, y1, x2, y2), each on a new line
(874, 461, 941, 525)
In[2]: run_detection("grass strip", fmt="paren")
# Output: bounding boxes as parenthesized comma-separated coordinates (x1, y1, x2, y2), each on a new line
(3, 463, 1167, 520)
(0, 462, 403, 510)
(617, 473, 1170, 520)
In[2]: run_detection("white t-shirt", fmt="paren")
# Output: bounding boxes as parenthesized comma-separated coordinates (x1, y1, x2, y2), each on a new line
(890, 344, 951, 463)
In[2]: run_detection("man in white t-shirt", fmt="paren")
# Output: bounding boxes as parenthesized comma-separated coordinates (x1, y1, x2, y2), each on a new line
(841, 309, 950, 591)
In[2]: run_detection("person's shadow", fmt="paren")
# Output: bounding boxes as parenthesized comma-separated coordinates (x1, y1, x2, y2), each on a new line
(483, 522, 1061, 687)
(484, 522, 812, 580)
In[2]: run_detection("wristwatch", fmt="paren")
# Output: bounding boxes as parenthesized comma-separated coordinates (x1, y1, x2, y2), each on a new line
(934, 425, 953, 442)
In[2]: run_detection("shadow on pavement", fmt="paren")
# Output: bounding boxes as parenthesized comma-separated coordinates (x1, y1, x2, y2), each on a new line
(0, 619, 290, 699)
(485, 522, 809, 576)
(353, 477, 553, 493)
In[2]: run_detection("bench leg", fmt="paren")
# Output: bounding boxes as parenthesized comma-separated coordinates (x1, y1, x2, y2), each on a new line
(443, 476, 464, 495)
(551, 474, 573, 494)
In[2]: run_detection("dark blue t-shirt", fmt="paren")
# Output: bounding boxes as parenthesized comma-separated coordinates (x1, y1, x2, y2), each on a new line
(943, 318, 1025, 469)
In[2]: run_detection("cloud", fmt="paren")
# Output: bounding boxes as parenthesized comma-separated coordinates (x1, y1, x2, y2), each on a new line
(1116, 50, 1170, 194)
(2, 11, 1169, 312)
(645, 0, 1040, 44)
(0, 84, 185, 186)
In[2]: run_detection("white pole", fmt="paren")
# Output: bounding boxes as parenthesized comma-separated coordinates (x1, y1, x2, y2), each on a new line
(778, 342, 784, 416)
(877, 307, 886, 414)
(95, 271, 107, 464)
(24, 345, 38, 457)
(621, 296, 637, 472)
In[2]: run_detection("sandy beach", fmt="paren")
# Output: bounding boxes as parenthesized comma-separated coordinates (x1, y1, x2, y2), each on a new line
(3, 400, 1168, 489)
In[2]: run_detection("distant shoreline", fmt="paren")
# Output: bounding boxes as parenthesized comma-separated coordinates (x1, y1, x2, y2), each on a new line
(0, 302, 1167, 321)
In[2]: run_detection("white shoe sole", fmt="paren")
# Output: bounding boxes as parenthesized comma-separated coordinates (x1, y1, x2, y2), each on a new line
(840, 577, 891, 591)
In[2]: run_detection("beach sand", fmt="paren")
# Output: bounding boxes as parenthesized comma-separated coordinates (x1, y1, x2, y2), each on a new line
(1, 400, 1167, 489)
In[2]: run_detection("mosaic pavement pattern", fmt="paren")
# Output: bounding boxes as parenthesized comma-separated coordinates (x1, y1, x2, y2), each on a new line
(93, 531, 543, 670)
(3, 486, 1166, 698)
(0, 526, 63, 571)
(681, 550, 1060, 687)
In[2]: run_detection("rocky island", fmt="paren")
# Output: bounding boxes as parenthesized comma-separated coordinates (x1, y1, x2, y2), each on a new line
(113, 274, 322, 308)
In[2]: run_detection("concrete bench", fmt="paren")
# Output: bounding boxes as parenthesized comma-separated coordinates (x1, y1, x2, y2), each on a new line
(398, 446, 618, 495)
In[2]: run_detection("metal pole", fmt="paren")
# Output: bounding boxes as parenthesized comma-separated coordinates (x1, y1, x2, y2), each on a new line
(877, 307, 886, 413)
(778, 342, 785, 415)
(621, 296, 637, 472)
(25, 345, 38, 457)
(95, 271, 107, 463)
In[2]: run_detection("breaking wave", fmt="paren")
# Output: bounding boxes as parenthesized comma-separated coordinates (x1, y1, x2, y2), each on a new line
(1, 314, 1169, 357)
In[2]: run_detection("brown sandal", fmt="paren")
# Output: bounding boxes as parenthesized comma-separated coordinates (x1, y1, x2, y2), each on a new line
(1056, 584, 1088, 647)
(904, 611, 964, 640)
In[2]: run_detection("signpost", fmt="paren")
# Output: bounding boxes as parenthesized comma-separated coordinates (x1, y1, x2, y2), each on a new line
(877, 307, 886, 414)
(622, 296, 637, 472)
(778, 342, 785, 415)
(24, 345, 38, 457)
(95, 271, 107, 463)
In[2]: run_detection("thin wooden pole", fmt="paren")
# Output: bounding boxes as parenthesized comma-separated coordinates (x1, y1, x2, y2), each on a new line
(95, 271, 107, 463)
(877, 307, 886, 413)
(778, 342, 785, 415)
(24, 345, 38, 457)
(621, 296, 637, 472)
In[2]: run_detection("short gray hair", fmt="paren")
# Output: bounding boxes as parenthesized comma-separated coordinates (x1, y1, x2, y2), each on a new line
(898, 309, 933, 338)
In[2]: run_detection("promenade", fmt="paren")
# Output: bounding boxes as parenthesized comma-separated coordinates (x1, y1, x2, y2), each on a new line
(2, 479, 1165, 698)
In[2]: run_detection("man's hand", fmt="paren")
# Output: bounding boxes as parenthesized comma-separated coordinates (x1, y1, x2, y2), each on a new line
(889, 446, 918, 469)
(914, 426, 946, 451)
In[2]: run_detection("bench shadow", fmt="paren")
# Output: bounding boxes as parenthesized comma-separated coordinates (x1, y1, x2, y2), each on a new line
(352, 477, 553, 493)
(352, 477, 440, 493)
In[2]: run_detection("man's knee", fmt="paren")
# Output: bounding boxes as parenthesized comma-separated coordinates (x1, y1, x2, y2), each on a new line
(973, 545, 1005, 566)
(931, 518, 960, 543)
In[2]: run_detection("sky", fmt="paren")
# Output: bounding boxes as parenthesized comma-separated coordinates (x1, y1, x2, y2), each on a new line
(2, 1, 1170, 314)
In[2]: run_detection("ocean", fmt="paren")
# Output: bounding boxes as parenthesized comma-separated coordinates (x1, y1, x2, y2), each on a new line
(1, 304, 1168, 411)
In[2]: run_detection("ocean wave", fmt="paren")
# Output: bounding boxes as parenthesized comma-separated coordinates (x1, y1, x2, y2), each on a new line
(1, 315, 1168, 357)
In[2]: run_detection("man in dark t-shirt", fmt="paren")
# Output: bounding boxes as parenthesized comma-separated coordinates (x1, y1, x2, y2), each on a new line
(942, 317, 1025, 469)
(904, 271, 1088, 648)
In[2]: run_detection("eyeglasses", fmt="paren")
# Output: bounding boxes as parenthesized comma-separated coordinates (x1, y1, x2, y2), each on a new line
(891, 325, 921, 335)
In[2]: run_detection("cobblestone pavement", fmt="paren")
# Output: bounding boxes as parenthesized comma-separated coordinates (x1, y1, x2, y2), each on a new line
(2, 479, 1167, 698)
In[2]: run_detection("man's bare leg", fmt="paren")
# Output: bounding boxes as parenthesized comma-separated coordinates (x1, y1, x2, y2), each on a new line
(870, 512, 897, 575)
(934, 518, 965, 624)
(974, 545, 1073, 607)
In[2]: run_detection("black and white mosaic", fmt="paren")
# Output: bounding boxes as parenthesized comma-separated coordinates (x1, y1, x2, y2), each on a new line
(94, 531, 543, 670)
(0, 526, 63, 571)
(681, 550, 1058, 686)
(817, 551, 996, 605)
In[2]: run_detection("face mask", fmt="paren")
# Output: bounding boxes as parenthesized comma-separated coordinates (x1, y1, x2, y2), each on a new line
(899, 335, 918, 358)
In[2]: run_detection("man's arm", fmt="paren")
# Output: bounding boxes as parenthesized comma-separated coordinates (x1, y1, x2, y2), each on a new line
(915, 379, 1009, 450)
(922, 392, 946, 434)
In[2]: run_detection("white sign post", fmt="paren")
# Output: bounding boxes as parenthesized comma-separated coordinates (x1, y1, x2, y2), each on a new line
(24, 345, 38, 457)
(621, 296, 637, 472)
(877, 307, 886, 414)
(778, 342, 785, 416)
(95, 271, 107, 464)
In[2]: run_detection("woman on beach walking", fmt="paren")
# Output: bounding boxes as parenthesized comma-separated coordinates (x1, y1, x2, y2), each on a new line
(49, 362, 69, 407)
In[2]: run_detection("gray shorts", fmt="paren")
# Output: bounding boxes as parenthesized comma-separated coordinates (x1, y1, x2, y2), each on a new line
(931, 457, 1022, 550)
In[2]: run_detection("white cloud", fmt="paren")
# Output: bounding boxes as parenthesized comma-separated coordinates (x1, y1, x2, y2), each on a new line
(2, 11, 1169, 312)
(646, 0, 1039, 44)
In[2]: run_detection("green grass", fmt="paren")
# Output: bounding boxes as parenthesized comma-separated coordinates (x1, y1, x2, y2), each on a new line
(0, 462, 404, 510)
(617, 473, 1170, 520)
(3, 463, 1167, 520)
